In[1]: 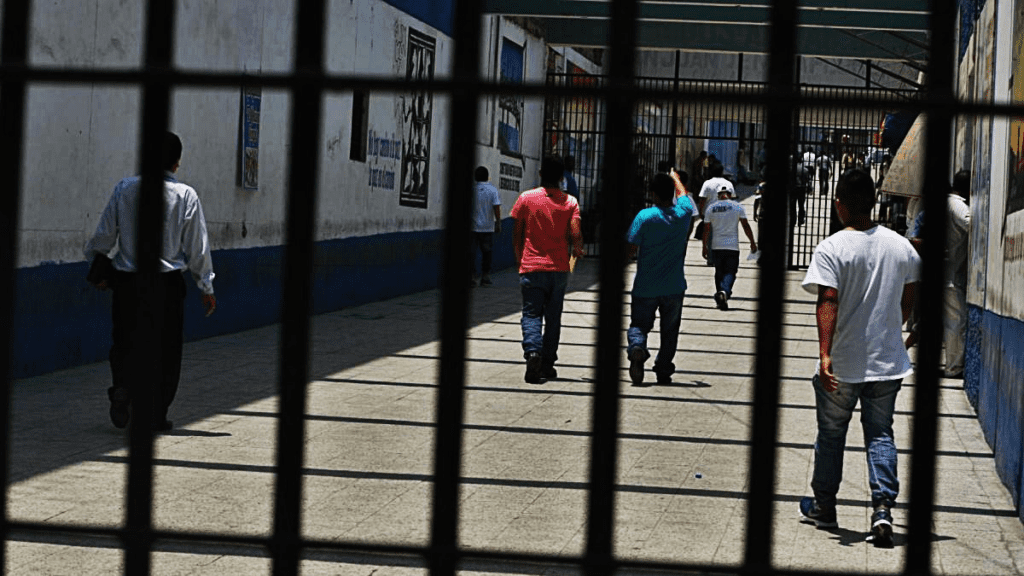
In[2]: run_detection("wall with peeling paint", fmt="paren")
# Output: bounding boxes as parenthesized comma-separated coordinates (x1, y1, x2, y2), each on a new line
(10, 1, 596, 378)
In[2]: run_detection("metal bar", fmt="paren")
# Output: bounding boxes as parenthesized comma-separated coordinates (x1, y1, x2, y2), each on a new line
(428, 0, 484, 574)
(0, 0, 31, 571)
(743, 0, 798, 570)
(905, 0, 955, 572)
(123, 1, 177, 573)
(583, 0, 639, 573)
(271, 1, 327, 574)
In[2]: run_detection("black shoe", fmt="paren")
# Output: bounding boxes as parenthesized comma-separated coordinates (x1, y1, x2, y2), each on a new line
(714, 291, 729, 311)
(542, 366, 557, 380)
(525, 352, 545, 384)
(156, 419, 174, 432)
(867, 505, 894, 547)
(480, 274, 493, 286)
(799, 497, 838, 529)
(655, 372, 672, 385)
(628, 348, 646, 386)
(108, 388, 131, 429)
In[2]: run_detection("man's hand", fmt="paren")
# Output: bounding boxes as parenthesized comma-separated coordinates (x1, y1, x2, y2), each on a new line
(819, 354, 838, 392)
(494, 220, 502, 234)
(701, 245, 708, 259)
(749, 241, 758, 253)
(201, 293, 216, 317)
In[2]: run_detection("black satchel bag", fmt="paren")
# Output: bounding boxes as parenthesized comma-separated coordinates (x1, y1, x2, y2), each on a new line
(86, 254, 115, 287)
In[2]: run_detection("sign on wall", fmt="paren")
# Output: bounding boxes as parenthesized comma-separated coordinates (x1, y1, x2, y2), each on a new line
(1007, 0, 1024, 215)
(241, 87, 261, 191)
(399, 28, 435, 209)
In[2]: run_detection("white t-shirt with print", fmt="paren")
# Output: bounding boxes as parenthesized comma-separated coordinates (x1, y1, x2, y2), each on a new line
(704, 199, 747, 251)
(802, 226, 921, 383)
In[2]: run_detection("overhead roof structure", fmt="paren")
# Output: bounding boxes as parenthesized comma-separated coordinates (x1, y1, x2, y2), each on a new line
(481, 0, 930, 64)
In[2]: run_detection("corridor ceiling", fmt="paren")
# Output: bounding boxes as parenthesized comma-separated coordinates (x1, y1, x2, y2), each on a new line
(481, 0, 931, 64)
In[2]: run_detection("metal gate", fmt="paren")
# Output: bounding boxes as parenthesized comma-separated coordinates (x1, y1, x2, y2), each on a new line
(543, 76, 918, 266)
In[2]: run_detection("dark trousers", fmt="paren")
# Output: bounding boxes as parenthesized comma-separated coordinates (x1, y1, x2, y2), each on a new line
(712, 249, 740, 296)
(470, 232, 494, 275)
(109, 271, 186, 421)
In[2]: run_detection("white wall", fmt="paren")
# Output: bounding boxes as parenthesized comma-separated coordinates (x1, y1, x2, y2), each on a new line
(15, 2, 565, 268)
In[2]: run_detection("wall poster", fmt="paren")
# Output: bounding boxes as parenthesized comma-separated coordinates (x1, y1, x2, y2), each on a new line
(1007, 0, 1024, 215)
(241, 87, 261, 191)
(399, 28, 435, 209)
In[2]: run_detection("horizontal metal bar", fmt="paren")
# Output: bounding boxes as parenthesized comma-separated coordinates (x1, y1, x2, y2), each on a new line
(481, 0, 929, 31)
(537, 18, 928, 60)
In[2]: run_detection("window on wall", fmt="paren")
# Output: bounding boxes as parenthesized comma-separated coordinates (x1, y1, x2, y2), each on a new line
(498, 38, 525, 155)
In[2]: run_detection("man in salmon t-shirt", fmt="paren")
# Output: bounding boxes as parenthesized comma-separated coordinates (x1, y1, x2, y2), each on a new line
(511, 156, 584, 384)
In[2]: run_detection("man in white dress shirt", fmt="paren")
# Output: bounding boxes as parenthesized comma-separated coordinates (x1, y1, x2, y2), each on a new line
(85, 132, 216, 432)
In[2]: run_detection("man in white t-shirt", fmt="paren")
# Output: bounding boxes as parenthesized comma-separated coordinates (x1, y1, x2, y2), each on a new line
(701, 187, 756, 310)
(697, 161, 734, 217)
(797, 169, 920, 548)
(471, 166, 502, 286)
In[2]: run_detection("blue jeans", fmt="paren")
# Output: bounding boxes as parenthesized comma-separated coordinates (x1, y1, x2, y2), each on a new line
(811, 374, 902, 510)
(627, 293, 684, 376)
(520, 271, 569, 366)
(711, 249, 739, 296)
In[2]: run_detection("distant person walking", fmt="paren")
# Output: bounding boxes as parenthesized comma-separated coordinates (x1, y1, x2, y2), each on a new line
(943, 169, 971, 378)
(470, 166, 502, 286)
(798, 169, 920, 548)
(696, 161, 733, 217)
(701, 186, 757, 310)
(84, 131, 216, 432)
(562, 155, 580, 201)
(511, 156, 584, 384)
(626, 173, 695, 386)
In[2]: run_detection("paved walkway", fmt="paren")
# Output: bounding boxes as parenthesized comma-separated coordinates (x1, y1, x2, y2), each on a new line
(7, 207, 1024, 575)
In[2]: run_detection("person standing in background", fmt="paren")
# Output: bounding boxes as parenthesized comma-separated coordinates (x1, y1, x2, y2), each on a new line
(471, 166, 502, 286)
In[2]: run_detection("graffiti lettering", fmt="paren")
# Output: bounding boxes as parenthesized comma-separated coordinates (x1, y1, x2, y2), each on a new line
(500, 162, 523, 178)
(499, 177, 520, 191)
(1006, 232, 1024, 262)
(367, 130, 403, 160)
(369, 167, 396, 191)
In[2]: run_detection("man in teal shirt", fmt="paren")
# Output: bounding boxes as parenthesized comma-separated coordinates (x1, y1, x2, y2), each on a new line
(626, 173, 695, 386)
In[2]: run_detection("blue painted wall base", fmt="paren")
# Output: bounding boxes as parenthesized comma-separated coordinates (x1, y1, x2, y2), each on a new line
(971, 304, 1024, 522)
(11, 221, 515, 379)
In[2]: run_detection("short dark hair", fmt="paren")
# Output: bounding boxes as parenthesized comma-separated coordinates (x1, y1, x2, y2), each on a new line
(709, 162, 724, 178)
(657, 160, 672, 173)
(651, 173, 675, 202)
(836, 169, 875, 215)
(474, 166, 489, 182)
(564, 155, 575, 171)
(952, 169, 971, 195)
(163, 132, 182, 171)
(540, 156, 565, 186)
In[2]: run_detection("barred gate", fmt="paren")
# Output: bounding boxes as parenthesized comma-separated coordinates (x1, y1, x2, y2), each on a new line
(543, 76, 918, 267)
(0, 1, 973, 575)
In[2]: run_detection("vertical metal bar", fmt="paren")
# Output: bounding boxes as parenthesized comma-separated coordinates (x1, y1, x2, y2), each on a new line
(671, 51, 680, 166)
(0, 0, 31, 571)
(744, 0, 798, 571)
(123, 1, 176, 573)
(271, 1, 326, 574)
(584, 0, 638, 574)
(906, 1, 955, 570)
(429, 2, 483, 576)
